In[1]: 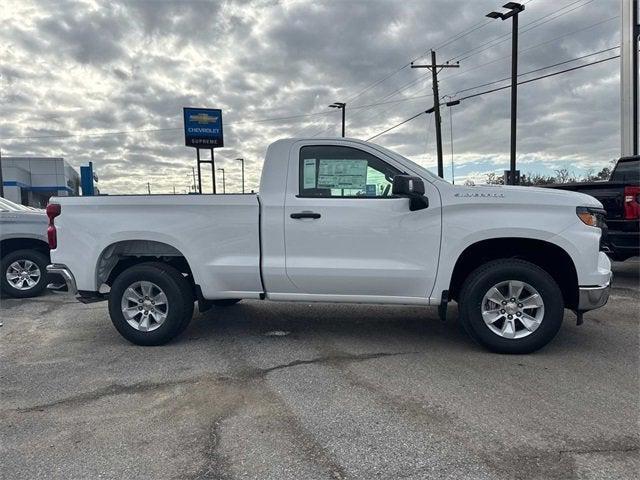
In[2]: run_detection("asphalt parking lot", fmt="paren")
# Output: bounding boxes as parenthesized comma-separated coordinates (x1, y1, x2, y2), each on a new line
(1, 261, 638, 480)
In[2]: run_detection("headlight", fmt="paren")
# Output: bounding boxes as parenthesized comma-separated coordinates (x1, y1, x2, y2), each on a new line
(576, 206, 606, 228)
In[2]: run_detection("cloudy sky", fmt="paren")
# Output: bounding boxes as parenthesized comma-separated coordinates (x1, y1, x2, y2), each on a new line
(0, 0, 624, 194)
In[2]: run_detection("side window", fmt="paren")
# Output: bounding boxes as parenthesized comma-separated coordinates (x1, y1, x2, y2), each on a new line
(299, 145, 402, 198)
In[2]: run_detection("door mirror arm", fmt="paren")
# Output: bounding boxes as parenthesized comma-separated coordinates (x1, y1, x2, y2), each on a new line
(408, 196, 429, 211)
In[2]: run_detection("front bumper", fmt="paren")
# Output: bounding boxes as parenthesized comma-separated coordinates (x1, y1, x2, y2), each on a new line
(578, 277, 611, 311)
(46, 264, 78, 295)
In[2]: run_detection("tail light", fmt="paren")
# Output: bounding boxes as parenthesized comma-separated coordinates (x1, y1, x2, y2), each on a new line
(46, 203, 61, 249)
(623, 186, 640, 220)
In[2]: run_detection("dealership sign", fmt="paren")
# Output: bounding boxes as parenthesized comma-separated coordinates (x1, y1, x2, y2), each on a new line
(183, 107, 224, 148)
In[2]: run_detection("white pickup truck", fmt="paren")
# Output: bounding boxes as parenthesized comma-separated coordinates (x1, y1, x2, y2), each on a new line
(47, 138, 611, 353)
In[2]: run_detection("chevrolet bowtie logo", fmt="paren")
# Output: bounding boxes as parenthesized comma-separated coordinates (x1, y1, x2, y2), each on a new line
(189, 113, 218, 124)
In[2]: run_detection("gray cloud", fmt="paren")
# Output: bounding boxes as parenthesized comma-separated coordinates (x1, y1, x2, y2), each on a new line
(0, 0, 624, 193)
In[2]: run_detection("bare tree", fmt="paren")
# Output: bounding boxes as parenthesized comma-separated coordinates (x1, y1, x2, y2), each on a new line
(554, 168, 577, 184)
(485, 172, 504, 185)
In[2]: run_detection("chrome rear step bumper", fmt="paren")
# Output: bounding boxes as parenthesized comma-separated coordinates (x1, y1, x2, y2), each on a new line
(46, 264, 78, 295)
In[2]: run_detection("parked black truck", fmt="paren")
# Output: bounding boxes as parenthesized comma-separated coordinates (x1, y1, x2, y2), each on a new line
(548, 156, 639, 261)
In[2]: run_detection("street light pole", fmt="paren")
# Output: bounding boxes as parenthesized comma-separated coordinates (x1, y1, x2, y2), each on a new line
(236, 158, 245, 194)
(487, 2, 525, 185)
(217, 168, 225, 194)
(329, 102, 346, 137)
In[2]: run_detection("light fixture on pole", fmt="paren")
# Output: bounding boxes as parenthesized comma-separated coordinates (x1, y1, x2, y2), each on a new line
(217, 168, 225, 194)
(235, 158, 245, 194)
(329, 102, 346, 137)
(487, 2, 525, 185)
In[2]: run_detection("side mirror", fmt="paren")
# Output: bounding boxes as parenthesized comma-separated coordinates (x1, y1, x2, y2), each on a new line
(392, 175, 428, 211)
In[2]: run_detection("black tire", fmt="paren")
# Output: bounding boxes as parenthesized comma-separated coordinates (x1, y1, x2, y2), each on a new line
(459, 259, 564, 354)
(1, 249, 49, 298)
(108, 262, 194, 346)
(211, 299, 241, 307)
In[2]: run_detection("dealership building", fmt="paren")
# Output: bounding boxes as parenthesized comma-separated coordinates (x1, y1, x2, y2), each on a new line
(1, 157, 80, 207)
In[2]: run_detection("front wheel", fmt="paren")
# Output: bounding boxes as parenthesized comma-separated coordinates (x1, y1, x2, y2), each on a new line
(108, 262, 194, 346)
(459, 259, 564, 354)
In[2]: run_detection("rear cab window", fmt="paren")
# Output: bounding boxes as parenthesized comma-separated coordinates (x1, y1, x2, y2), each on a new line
(612, 159, 639, 183)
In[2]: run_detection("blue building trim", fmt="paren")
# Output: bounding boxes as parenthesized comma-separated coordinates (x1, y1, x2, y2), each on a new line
(3, 181, 73, 193)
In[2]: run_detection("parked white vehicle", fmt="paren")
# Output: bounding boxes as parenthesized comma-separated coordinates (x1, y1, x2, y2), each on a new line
(47, 138, 611, 353)
(1, 197, 51, 298)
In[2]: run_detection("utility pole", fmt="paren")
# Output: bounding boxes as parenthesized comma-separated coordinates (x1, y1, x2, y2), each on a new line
(236, 158, 245, 193)
(411, 52, 459, 178)
(329, 102, 346, 137)
(444, 97, 460, 184)
(487, 2, 525, 185)
(173, 185, 176, 194)
(218, 168, 225, 194)
(147, 182, 151, 194)
(191, 167, 197, 192)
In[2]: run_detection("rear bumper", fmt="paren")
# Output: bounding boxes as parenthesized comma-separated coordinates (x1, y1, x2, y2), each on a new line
(578, 278, 611, 311)
(46, 264, 78, 295)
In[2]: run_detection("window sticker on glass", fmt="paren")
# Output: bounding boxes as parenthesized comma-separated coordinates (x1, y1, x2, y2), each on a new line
(317, 159, 368, 189)
(303, 158, 317, 189)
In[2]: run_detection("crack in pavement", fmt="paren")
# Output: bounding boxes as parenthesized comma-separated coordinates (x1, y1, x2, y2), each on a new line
(260, 351, 412, 375)
(559, 446, 639, 455)
(9, 351, 413, 413)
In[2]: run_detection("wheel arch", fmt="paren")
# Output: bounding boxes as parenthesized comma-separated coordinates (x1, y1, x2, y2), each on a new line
(449, 237, 579, 309)
(1, 237, 50, 259)
(95, 240, 195, 289)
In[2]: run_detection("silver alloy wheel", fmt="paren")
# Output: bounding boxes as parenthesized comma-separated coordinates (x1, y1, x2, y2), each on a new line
(120, 281, 169, 332)
(6, 260, 41, 291)
(481, 280, 545, 339)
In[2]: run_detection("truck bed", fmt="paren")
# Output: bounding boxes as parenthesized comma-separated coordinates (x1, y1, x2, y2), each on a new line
(50, 194, 264, 299)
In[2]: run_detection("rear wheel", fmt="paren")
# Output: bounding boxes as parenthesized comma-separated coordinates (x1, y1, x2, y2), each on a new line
(108, 263, 194, 346)
(1, 250, 49, 298)
(459, 259, 564, 354)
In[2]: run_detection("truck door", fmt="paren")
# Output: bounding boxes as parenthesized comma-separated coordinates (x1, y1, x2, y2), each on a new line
(283, 143, 441, 301)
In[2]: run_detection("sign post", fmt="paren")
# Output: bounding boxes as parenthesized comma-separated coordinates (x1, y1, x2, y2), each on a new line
(183, 107, 224, 193)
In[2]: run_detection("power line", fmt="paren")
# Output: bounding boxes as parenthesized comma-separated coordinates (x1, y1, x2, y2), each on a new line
(1, 96, 438, 141)
(458, 11, 617, 64)
(345, 14, 614, 133)
(447, 0, 594, 63)
(446, 45, 620, 97)
(309, 28, 617, 140)
(365, 53, 619, 142)
(431, 15, 620, 93)
(367, 110, 430, 141)
(336, 0, 537, 110)
(454, 54, 619, 102)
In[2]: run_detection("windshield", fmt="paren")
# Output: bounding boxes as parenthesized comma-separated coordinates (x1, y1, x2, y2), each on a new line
(369, 143, 448, 184)
(0, 197, 31, 212)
